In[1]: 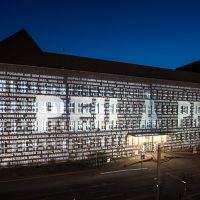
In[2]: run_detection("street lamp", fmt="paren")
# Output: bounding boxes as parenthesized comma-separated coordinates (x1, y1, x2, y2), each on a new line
(156, 144, 161, 200)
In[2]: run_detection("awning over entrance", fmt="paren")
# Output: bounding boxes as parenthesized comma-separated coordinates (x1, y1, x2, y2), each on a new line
(127, 134, 167, 152)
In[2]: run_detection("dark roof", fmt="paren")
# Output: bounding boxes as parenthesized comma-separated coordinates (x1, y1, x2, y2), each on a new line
(0, 29, 42, 55)
(176, 60, 200, 73)
(1, 29, 200, 83)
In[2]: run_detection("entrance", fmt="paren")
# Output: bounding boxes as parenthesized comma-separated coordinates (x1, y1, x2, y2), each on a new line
(126, 134, 167, 153)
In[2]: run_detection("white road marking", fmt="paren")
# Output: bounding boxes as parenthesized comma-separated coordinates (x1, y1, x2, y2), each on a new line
(166, 172, 182, 181)
(100, 168, 148, 175)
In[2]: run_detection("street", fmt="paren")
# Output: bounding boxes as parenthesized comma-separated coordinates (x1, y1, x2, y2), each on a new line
(0, 153, 200, 200)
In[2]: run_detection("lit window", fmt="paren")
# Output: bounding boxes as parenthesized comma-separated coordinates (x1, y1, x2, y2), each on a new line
(32, 102, 38, 112)
(109, 104, 114, 114)
(11, 102, 17, 112)
(21, 101, 27, 112)
(78, 103, 82, 113)
(77, 85, 82, 96)
(60, 84, 66, 95)
(69, 102, 75, 113)
(85, 104, 91, 113)
(0, 80, 6, 92)
(19, 81, 27, 93)
(197, 107, 200, 114)
(41, 83, 47, 94)
(51, 84, 57, 94)
(0, 121, 4, 133)
(69, 120, 75, 131)
(32, 121, 38, 132)
(10, 80, 17, 92)
(30, 82, 37, 93)
(77, 120, 83, 131)
(21, 120, 27, 131)
(86, 120, 90, 130)
(45, 102, 57, 113)
(180, 106, 188, 114)
(101, 121, 106, 130)
(109, 120, 114, 129)
(46, 102, 52, 112)
(0, 101, 5, 113)
(147, 120, 152, 128)
(42, 121, 48, 132)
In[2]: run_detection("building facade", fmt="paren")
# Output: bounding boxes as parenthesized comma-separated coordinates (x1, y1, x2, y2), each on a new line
(0, 30, 200, 167)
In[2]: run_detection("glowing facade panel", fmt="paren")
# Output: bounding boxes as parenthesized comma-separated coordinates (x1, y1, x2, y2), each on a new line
(0, 63, 200, 167)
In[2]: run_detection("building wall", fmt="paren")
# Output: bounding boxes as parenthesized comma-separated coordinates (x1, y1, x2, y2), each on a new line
(0, 63, 200, 167)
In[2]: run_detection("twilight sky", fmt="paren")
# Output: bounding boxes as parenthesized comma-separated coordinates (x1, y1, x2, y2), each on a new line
(1, 0, 200, 69)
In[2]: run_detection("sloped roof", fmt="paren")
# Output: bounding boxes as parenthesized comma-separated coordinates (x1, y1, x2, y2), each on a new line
(0, 29, 200, 84)
(0, 29, 42, 55)
(176, 60, 200, 73)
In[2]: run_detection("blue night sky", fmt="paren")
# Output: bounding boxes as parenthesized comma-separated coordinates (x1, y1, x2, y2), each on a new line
(1, 0, 200, 69)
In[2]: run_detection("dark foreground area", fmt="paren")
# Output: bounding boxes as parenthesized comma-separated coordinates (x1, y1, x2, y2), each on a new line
(0, 152, 200, 200)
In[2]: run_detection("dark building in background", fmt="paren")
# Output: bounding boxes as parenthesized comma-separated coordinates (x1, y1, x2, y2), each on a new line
(0, 29, 200, 167)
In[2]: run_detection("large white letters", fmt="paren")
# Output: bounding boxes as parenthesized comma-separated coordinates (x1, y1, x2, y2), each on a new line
(35, 95, 65, 132)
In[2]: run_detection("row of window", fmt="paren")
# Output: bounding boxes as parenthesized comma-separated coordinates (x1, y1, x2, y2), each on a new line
(68, 118, 200, 131)
(69, 102, 116, 114)
(70, 136, 122, 148)
(0, 80, 66, 95)
(0, 101, 66, 113)
(0, 120, 66, 133)
(0, 139, 67, 154)
(0, 117, 199, 134)
(67, 83, 200, 101)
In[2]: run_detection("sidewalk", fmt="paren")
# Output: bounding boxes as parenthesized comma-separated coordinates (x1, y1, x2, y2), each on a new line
(0, 152, 196, 181)
(0, 154, 153, 181)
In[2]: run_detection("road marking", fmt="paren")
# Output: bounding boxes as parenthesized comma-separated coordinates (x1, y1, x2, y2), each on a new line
(166, 172, 182, 181)
(100, 168, 148, 175)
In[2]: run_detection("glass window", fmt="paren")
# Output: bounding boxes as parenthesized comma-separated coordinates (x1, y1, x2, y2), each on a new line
(10, 80, 17, 92)
(109, 104, 114, 114)
(86, 120, 90, 130)
(180, 106, 188, 114)
(60, 85, 66, 95)
(19, 81, 27, 93)
(42, 121, 48, 132)
(78, 103, 82, 113)
(32, 102, 38, 112)
(101, 121, 106, 130)
(46, 102, 52, 112)
(69, 120, 75, 131)
(85, 104, 91, 113)
(109, 120, 114, 129)
(0, 80, 6, 92)
(32, 121, 38, 132)
(77, 85, 82, 96)
(77, 120, 83, 131)
(51, 84, 57, 94)
(41, 83, 47, 94)
(11, 102, 17, 112)
(21, 101, 27, 112)
(30, 82, 37, 93)
(69, 102, 75, 113)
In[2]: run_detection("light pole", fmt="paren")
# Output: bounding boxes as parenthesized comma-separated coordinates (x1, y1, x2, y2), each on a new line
(156, 144, 161, 200)
(182, 180, 187, 199)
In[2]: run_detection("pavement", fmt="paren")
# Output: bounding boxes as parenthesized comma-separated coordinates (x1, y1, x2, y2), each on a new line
(0, 151, 198, 181)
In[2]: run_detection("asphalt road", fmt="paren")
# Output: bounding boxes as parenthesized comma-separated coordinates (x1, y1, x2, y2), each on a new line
(0, 152, 200, 200)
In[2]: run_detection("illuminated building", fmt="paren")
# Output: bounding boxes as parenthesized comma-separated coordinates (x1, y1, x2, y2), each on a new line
(0, 29, 200, 167)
